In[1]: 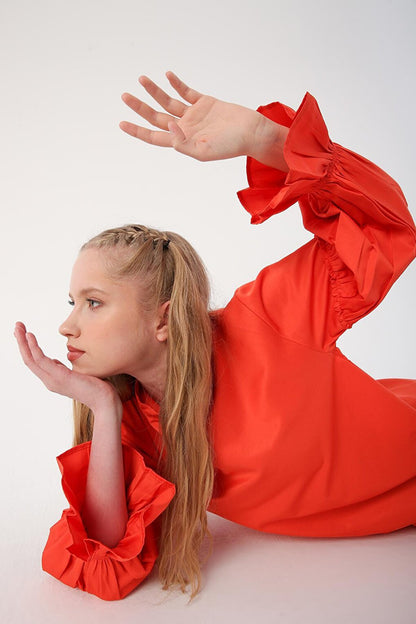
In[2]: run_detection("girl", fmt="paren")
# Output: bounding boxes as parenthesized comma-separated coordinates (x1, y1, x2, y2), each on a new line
(15, 72, 416, 601)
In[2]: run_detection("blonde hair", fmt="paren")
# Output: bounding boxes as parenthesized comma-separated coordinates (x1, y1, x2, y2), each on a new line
(72, 224, 214, 597)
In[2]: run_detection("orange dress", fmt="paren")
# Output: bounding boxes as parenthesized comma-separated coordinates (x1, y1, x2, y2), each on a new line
(42, 93, 416, 600)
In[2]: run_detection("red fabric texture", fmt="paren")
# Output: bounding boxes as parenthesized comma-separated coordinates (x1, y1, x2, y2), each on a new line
(42, 93, 416, 600)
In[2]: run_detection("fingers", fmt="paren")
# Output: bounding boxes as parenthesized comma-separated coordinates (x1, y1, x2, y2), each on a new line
(52, 359, 66, 366)
(14, 322, 35, 368)
(26, 332, 49, 367)
(138, 75, 189, 117)
(14, 326, 48, 384)
(119, 71, 201, 147)
(26, 333, 70, 379)
(14, 323, 68, 385)
(168, 120, 187, 143)
(119, 121, 174, 147)
(15, 326, 45, 371)
(165, 71, 202, 105)
(121, 93, 174, 131)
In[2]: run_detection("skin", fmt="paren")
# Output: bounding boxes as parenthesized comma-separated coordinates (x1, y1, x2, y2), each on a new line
(15, 71, 289, 547)
(120, 71, 289, 171)
(15, 248, 169, 546)
(60, 247, 169, 400)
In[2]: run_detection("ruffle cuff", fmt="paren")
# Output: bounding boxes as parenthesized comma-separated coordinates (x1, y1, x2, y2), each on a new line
(56, 441, 175, 562)
(42, 442, 175, 599)
(237, 92, 335, 224)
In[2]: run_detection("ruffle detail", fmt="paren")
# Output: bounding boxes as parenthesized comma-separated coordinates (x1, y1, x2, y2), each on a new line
(42, 442, 175, 600)
(320, 239, 359, 331)
(236, 91, 416, 344)
(237, 92, 334, 224)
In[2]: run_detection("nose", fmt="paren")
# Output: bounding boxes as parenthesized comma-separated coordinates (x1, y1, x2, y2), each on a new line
(59, 310, 81, 338)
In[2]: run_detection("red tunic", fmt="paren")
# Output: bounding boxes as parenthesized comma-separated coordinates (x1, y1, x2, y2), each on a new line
(41, 93, 416, 600)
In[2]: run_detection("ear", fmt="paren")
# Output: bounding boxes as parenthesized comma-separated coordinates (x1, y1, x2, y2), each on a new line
(155, 300, 170, 343)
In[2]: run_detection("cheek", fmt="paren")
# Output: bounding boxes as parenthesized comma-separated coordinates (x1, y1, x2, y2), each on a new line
(106, 318, 143, 353)
(95, 313, 132, 340)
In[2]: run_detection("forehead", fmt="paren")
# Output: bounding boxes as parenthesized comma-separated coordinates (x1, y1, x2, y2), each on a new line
(69, 248, 154, 312)
(70, 248, 128, 293)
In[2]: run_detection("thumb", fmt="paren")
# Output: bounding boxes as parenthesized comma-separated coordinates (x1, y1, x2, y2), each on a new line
(52, 359, 67, 367)
(168, 120, 186, 147)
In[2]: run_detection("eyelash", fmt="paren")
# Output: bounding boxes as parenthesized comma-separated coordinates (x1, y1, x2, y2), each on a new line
(68, 299, 101, 310)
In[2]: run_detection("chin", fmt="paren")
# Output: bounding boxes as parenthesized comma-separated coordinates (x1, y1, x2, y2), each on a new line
(71, 361, 120, 379)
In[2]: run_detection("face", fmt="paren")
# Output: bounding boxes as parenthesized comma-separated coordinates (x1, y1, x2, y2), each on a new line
(59, 247, 168, 380)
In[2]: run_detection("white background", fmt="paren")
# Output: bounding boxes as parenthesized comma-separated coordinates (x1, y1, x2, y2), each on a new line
(1, 1, 415, 622)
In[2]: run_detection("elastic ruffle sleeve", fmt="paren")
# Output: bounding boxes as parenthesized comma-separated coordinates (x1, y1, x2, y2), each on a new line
(41, 442, 175, 601)
(236, 93, 416, 349)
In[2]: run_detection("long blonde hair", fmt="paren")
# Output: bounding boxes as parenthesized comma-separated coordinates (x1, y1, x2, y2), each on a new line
(72, 224, 214, 597)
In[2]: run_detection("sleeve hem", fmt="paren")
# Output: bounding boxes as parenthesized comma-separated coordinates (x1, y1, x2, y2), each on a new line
(237, 92, 335, 224)
(55, 441, 175, 562)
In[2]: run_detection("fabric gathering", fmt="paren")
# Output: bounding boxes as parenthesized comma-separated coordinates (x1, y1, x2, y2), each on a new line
(40, 93, 416, 600)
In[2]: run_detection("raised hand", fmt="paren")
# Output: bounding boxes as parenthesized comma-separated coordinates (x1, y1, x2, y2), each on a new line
(120, 71, 289, 170)
(14, 322, 122, 417)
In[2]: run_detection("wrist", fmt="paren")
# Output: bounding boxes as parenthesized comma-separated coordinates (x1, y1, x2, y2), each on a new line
(248, 114, 289, 172)
(90, 391, 123, 425)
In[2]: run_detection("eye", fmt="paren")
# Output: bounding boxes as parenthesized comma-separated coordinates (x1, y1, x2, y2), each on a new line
(87, 299, 101, 310)
(68, 299, 74, 307)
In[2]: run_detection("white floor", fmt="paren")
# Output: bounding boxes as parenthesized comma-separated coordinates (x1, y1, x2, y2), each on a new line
(2, 510, 416, 624)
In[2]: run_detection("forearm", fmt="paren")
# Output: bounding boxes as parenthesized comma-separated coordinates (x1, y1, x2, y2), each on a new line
(81, 399, 128, 548)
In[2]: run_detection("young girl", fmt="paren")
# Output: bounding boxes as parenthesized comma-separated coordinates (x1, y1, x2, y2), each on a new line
(15, 72, 416, 602)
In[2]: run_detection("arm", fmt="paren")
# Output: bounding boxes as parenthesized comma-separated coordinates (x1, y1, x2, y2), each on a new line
(120, 77, 416, 348)
(14, 322, 128, 547)
(81, 398, 128, 548)
(236, 93, 416, 347)
(42, 438, 175, 600)
(15, 323, 175, 600)
(119, 71, 289, 170)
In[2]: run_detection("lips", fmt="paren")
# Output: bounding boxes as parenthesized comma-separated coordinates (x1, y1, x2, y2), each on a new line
(67, 345, 85, 362)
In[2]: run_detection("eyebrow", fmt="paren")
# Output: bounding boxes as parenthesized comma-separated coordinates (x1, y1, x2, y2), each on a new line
(68, 288, 109, 298)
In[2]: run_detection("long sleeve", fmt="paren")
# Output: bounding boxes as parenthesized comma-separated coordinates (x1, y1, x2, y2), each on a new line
(237, 93, 416, 350)
(42, 442, 175, 601)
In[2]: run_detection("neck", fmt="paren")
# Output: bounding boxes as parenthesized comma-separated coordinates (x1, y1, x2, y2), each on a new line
(140, 377, 165, 404)
(132, 347, 167, 405)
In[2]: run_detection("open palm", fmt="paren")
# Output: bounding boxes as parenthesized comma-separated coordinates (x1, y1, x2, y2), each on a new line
(119, 72, 261, 161)
(14, 322, 120, 414)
